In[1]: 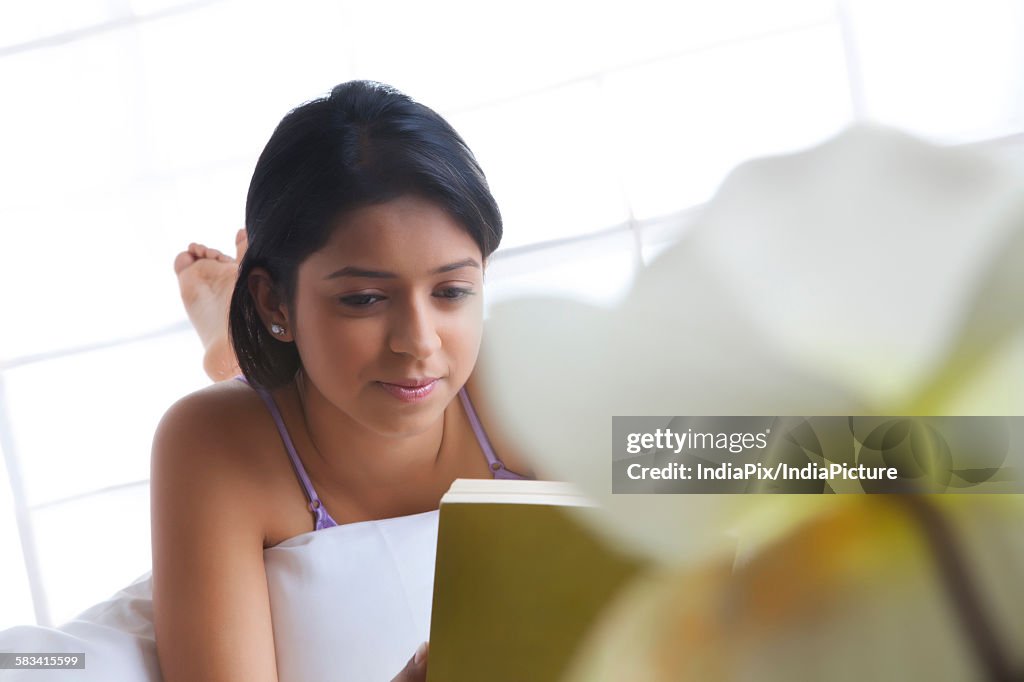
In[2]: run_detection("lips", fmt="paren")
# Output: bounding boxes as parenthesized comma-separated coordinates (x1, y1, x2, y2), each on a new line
(376, 378, 440, 402)
(382, 377, 440, 388)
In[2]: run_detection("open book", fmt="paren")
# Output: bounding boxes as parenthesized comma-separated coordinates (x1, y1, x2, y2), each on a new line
(426, 479, 645, 682)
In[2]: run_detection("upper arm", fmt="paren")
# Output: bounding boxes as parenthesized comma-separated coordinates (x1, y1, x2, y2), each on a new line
(150, 393, 278, 682)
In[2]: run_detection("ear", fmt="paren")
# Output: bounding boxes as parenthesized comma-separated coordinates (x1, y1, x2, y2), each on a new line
(248, 267, 294, 342)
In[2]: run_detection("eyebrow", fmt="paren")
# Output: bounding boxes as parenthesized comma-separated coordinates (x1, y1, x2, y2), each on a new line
(323, 258, 481, 280)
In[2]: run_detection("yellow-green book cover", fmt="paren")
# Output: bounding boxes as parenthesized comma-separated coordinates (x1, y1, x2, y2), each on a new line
(426, 479, 645, 682)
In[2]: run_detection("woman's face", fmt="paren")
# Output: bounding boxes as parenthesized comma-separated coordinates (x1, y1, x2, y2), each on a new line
(290, 195, 486, 437)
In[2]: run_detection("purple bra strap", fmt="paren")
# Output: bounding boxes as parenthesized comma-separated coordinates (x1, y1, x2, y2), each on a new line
(458, 386, 528, 480)
(234, 376, 337, 529)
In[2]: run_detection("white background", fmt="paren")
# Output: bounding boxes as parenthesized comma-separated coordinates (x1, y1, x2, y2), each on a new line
(1, 0, 1023, 626)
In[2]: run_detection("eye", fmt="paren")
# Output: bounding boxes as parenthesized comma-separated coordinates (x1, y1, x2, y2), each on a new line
(339, 293, 385, 307)
(434, 287, 474, 301)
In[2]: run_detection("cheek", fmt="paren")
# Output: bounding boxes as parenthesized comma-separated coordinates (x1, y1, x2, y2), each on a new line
(294, 298, 484, 379)
(294, 305, 383, 375)
(443, 309, 484, 364)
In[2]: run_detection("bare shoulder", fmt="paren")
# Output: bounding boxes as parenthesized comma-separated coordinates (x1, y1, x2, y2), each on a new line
(156, 377, 291, 476)
(151, 379, 296, 541)
(464, 365, 538, 479)
(153, 379, 263, 459)
(155, 385, 245, 499)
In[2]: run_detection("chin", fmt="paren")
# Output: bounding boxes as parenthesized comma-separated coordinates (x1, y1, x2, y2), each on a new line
(359, 381, 459, 437)
(366, 406, 446, 439)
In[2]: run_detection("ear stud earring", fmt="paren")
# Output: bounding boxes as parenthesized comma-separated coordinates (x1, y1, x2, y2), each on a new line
(271, 323, 286, 336)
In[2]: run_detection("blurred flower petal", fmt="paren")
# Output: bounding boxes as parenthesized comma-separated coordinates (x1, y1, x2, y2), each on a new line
(480, 124, 1024, 567)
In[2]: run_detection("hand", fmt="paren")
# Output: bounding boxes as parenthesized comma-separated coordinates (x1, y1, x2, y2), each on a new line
(390, 641, 429, 682)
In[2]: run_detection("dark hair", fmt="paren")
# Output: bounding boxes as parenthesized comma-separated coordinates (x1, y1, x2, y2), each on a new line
(229, 80, 503, 388)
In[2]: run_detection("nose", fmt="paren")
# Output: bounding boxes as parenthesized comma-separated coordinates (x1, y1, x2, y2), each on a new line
(388, 294, 442, 360)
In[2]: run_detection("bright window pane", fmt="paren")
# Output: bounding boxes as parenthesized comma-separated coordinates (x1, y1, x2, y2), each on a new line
(0, 30, 139, 209)
(0, 441, 35, 629)
(33, 483, 151, 625)
(605, 22, 853, 220)
(3, 331, 208, 507)
(135, 0, 353, 174)
(343, 0, 835, 112)
(447, 82, 631, 250)
(848, 0, 1024, 141)
(0, 195, 205, 361)
(486, 229, 638, 310)
(0, 1, 115, 49)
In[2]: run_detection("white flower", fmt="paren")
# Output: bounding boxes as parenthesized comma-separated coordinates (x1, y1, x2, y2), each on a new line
(482, 123, 1024, 564)
(479, 125, 1024, 680)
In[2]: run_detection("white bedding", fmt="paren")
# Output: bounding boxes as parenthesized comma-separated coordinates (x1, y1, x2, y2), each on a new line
(0, 509, 439, 681)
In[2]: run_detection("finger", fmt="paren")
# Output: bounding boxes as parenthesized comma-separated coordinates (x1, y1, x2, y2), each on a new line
(390, 642, 428, 682)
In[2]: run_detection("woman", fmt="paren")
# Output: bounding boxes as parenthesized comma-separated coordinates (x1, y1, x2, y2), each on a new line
(155, 80, 536, 682)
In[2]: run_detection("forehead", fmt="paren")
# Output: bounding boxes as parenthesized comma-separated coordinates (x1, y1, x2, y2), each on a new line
(305, 195, 482, 274)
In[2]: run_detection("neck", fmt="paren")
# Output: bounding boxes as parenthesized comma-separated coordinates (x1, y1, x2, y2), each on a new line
(292, 370, 447, 491)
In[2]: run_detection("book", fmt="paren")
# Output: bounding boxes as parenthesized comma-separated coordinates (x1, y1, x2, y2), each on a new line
(426, 479, 646, 682)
